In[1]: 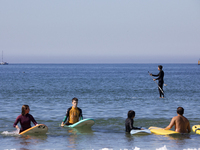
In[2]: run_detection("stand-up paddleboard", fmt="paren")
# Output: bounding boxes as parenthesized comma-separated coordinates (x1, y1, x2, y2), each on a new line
(19, 124, 48, 135)
(149, 126, 180, 135)
(65, 118, 95, 128)
(130, 128, 151, 135)
(192, 125, 200, 134)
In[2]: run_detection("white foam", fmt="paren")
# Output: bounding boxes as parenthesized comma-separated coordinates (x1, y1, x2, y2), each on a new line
(87, 146, 200, 150)
(133, 147, 140, 150)
(101, 148, 140, 150)
(156, 145, 168, 150)
(1, 128, 19, 135)
(183, 149, 200, 150)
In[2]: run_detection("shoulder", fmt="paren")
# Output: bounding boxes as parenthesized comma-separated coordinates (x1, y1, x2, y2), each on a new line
(67, 107, 72, 111)
(171, 116, 178, 122)
(125, 118, 129, 121)
(173, 116, 178, 119)
(183, 116, 189, 121)
(77, 107, 82, 112)
(173, 115, 184, 121)
(27, 113, 34, 118)
(16, 114, 22, 119)
(125, 118, 131, 122)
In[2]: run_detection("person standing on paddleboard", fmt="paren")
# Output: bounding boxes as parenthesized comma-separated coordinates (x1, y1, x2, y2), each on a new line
(125, 110, 142, 133)
(61, 97, 83, 126)
(150, 65, 164, 98)
(13, 105, 38, 133)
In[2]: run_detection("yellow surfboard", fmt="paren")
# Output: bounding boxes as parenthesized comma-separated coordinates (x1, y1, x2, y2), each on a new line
(149, 126, 180, 135)
(19, 124, 48, 135)
(192, 125, 200, 134)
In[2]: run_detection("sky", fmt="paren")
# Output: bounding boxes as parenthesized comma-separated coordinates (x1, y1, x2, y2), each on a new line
(0, 0, 200, 64)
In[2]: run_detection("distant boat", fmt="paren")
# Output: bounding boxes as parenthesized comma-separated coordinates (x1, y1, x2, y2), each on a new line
(0, 51, 8, 65)
(198, 59, 200, 65)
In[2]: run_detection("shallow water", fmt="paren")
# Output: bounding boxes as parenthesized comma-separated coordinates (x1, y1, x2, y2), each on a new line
(0, 64, 200, 150)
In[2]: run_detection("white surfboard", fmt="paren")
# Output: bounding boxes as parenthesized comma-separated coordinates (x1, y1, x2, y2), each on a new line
(65, 118, 95, 128)
(130, 129, 151, 135)
(19, 124, 48, 135)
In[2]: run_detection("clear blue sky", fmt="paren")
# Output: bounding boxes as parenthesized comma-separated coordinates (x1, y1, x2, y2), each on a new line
(1, 0, 200, 63)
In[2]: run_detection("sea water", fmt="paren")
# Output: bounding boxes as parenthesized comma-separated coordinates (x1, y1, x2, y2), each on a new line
(0, 64, 200, 150)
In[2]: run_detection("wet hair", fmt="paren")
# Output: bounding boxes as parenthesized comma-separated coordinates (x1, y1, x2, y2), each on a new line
(21, 105, 29, 116)
(72, 97, 78, 102)
(177, 107, 184, 115)
(158, 65, 163, 70)
(127, 110, 135, 119)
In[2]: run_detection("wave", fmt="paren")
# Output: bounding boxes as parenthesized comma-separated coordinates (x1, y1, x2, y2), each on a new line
(101, 145, 200, 150)
(1, 128, 19, 136)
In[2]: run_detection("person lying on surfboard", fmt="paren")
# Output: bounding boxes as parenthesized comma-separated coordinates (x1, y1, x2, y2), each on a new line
(125, 110, 142, 133)
(13, 105, 38, 133)
(164, 107, 191, 133)
(61, 97, 83, 127)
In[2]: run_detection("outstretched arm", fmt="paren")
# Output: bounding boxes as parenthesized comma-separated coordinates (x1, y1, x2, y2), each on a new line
(165, 117, 175, 130)
(61, 108, 70, 126)
(151, 73, 159, 77)
(30, 115, 38, 126)
(13, 116, 20, 128)
(80, 110, 83, 120)
(78, 108, 83, 120)
(61, 116, 67, 127)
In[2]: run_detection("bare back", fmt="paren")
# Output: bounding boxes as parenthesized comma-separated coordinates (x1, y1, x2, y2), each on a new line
(167, 115, 191, 133)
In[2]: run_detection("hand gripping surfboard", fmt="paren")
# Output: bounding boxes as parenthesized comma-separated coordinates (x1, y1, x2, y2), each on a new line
(19, 124, 48, 135)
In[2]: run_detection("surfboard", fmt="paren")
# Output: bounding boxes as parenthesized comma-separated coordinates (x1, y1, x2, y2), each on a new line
(192, 125, 200, 134)
(130, 129, 151, 135)
(19, 124, 48, 135)
(65, 118, 95, 128)
(148, 126, 180, 135)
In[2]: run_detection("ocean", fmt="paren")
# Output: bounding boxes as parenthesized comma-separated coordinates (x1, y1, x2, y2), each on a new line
(0, 64, 200, 150)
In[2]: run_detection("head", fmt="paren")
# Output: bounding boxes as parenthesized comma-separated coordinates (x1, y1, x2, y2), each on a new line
(72, 97, 78, 108)
(158, 65, 163, 71)
(127, 110, 135, 119)
(21, 105, 30, 116)
(177, 107, 184, 115)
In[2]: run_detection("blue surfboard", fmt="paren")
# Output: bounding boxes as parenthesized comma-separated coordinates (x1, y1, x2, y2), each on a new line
(65, 118, 95, 128)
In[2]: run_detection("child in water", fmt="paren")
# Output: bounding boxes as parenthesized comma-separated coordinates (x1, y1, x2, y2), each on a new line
(61, 97, 83, 126)
(125, 110, 142, 133)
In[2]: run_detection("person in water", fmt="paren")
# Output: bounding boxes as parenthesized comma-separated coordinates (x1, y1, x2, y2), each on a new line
(125, 110, 142, 133)
(13, 105, 38, 133)
(61, 97, 83, 126)
(165, 107, 191, 133)
(150, 65, 164, 98)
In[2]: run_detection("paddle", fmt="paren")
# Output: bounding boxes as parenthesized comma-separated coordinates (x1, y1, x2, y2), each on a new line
(148, 71, 164, 94)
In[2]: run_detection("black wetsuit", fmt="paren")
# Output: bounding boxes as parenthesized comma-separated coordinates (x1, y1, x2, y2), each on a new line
(152, 70, 164, 97)
(125, 118, 141, 133)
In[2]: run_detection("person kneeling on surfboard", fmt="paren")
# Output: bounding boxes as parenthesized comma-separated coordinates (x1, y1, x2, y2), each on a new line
(13, 105, 38, 133)
(164, 107, 191, 133)
(61, 97, 83, 127)
(125, 110, 142, 133)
